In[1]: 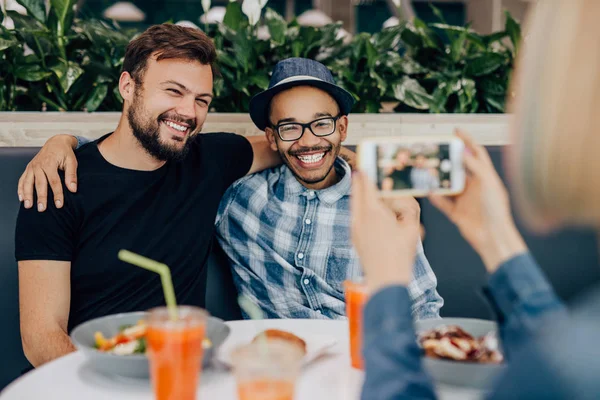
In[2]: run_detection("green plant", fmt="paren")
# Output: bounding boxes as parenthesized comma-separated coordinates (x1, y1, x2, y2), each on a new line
(0, 1, 521, 114)
(391, 6, 521, 113)
(210, 2, 347, 112)
(0, 0, 135, 111)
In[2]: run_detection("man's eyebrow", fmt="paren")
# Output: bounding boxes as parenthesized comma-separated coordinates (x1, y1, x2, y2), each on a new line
(276, 112, 335, 125)
(161, 80, 213, 99)
(276, 117, 296, 124)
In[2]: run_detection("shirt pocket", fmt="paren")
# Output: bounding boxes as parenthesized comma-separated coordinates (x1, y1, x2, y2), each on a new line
(326, 246, 363, 293)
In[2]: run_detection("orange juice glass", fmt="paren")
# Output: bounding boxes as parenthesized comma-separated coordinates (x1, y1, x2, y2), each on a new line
(344, 279, 368, 370)
(231, 340, 304, 400)
(146, 306, 208, 400)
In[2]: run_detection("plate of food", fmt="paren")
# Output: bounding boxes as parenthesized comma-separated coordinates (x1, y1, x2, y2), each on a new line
(415, 318, 506, 390)
(218, 328, 338, 368)
(70, 311, 230, 379)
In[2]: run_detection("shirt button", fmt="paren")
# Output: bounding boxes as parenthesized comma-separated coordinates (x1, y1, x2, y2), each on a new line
(303, 279, 310, 285)
(316, 310, 322, 314)
(308, 191, 315, 197)
(305, 219, 311, 225)
(298, 253, 304, 260)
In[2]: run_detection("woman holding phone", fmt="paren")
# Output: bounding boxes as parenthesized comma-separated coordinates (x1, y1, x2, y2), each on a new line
(352, 1, 600, 399)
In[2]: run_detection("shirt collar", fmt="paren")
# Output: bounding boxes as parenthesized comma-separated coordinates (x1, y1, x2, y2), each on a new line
(281, 157, 352, 205)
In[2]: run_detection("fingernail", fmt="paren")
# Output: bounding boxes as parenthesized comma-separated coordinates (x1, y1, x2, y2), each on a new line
(38, 203, 44, 212)
(24, 200, 31, 208)
(70, 182, 77, 191)
(18, 194, 23, 202)
(55, 200, 62, 208)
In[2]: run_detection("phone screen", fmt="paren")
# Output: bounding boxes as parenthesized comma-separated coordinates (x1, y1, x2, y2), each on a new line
(376, 143, 453, 191)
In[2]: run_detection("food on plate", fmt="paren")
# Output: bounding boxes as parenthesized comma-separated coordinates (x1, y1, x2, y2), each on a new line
(418, 325, 503, 364)
(252, 329, 307, 355)
(93, 319, 212, 355)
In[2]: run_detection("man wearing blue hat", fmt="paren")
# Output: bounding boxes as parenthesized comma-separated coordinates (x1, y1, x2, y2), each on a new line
(215, 58, 443, 319)
(18, 56, 442, 321)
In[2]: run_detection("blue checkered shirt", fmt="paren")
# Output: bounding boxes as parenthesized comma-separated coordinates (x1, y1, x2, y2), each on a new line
(215, 158, 443, 320)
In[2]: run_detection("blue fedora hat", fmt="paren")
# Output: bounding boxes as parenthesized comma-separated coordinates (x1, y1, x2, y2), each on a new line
(249, 58, 355, 131)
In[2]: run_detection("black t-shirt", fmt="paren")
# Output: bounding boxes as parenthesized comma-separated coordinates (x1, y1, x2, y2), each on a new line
(389, 166, 413, 189)
(15, 132, 253, 332)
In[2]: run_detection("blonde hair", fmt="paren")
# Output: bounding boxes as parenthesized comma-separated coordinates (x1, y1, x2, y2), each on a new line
(508, 0, 600, 229)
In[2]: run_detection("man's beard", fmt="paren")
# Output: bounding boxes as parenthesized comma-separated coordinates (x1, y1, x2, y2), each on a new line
(280, 142, 341, 185)
(127, 96, 197, 162)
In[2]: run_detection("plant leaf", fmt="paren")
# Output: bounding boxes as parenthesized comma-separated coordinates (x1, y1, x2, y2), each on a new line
(248, 74, 270, 90)
(217, 50, 237, 68)
(15, 64, 52, 81)
(412, 18, 443, 49)
(431, 82, 452, 113)
(481, 31, 508, 46)
(49, 60, 84, 92)
(455, 79, 477, 113)
(464, 53, 506, 77)
(485, 94, 505, 112)
(479, 77, 506, 96)
(49, 0, 77, 37)
(264, 8, 286, 45)
(85, 83, 108, 111)
(430, 4, 447, 24)
(450, 28, 467, 63)
(113, 85, 123, 105)
(0, 37, 18, 51)
(369, 70, 386, 97)
(393, 77, 433, 110)
(223, 1, 244, 31)
(505, 11, 521, 54)
(15, 0, 46, 24)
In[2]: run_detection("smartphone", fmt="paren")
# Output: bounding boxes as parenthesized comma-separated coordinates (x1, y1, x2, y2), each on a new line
(357, 136, 466, 197)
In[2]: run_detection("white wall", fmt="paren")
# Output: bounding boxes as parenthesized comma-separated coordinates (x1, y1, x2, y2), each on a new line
(0, 113, 511, 147)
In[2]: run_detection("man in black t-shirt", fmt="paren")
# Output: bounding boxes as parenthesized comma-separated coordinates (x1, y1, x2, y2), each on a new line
(14, 24, 280, 368)
(381, 148, 413, 190)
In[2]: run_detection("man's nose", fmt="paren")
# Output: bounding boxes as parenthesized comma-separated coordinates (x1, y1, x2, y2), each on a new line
(175, 96, 196, 121)
(297, 127, 321, 148)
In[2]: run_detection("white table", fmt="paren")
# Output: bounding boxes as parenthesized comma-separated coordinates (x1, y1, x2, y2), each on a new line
(0, 319, 483, 400)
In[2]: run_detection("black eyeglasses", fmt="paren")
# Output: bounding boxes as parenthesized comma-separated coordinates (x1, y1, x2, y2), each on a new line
(270, 114, 342, 142)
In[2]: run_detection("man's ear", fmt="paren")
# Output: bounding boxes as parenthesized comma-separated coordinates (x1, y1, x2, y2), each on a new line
(119, 72, 136, 102)
(338, 115, 349, 143)
(265, 128, 278, 152)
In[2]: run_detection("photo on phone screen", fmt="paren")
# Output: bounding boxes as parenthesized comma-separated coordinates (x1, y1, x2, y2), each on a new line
(358, 136, 465, 197)
(377, 143, 452, 191)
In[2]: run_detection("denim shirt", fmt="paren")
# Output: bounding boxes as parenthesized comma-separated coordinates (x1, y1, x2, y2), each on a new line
(215, 158, 443, 320)
(361, 252, 600, 400)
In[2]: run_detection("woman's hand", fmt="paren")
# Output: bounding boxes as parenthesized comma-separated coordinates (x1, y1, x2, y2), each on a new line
(429, 131, 527, 272)
(351, 171, 421, 294)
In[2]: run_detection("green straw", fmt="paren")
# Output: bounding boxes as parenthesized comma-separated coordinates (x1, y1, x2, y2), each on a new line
(118, 250, 178, 321)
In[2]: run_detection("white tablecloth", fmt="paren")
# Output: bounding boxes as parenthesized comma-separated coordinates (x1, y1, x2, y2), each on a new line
(0, 319, 483, 400)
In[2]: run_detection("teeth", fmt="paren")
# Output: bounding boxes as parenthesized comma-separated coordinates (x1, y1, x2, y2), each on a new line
(297, 152, 325, 164)
(164, 120, 188, 132)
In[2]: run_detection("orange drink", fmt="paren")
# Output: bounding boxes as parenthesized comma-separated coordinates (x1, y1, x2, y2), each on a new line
(231, 339, 304, 400)
(344, 279, 368, 370)
(238, 379, 295, 400)
(146, 306, 208, 400)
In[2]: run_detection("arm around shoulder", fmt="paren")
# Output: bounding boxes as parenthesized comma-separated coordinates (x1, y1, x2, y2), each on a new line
(246, 135, 281, 175)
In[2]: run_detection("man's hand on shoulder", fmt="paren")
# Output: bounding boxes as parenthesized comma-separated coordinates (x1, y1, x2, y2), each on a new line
(340, 147, 356, 170)
(18, 134, 79, 212)
(246, 135, 281, 175)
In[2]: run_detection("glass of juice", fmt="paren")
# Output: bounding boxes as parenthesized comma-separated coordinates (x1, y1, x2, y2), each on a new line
(231, 339, 305, 400)
(344, 279, 368, 370)
(146, 306, 208, 400)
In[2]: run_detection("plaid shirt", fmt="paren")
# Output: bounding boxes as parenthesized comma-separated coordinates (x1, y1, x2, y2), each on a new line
(215, 158, 443, 320)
